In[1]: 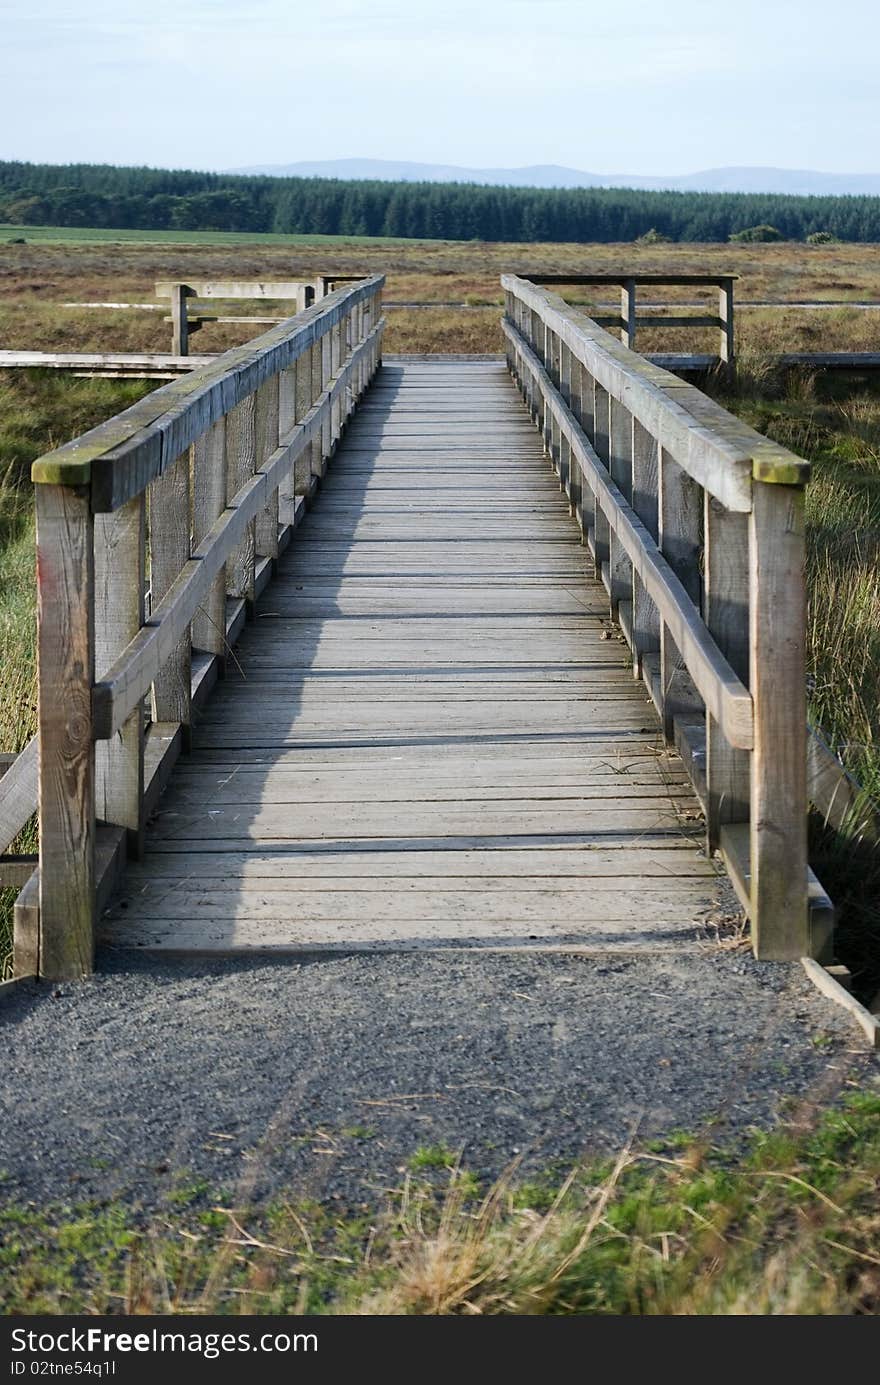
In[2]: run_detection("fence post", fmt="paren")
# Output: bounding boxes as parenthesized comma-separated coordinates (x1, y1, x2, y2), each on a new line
(255, 375, 280, 566)
(704, 497, 750, 849)
(749, 481, 809, 959)
(719, 279, 735, 370)
(630, 419, 660, 677)
(621, 279, 636, 349)
(170, 284, 189, 357)
(225, 394, 258, 609)
(607, 399, 633, 618)
(35, 484, 96, 979)
(95, 495, 145, 858)
(658, 449, 702, 743)
(192, 419, 228, 664)
(149, 450, 192, 742)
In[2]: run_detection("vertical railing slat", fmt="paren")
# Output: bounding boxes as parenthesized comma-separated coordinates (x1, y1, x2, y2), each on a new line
(149, 450, 192, 736)
(95, 494, 145, 856)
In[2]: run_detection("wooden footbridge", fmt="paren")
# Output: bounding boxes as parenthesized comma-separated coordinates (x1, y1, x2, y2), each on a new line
(1, 274, 837, 979)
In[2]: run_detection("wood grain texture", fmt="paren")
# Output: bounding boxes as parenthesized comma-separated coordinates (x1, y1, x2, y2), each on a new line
(192, 419, 228, 659)
(749, 482, 809, 958)
(94, 493, 145, 853)
(35, 484, 95, 978)
(149, 449, 192, 728)
(101, 359, 718, 955)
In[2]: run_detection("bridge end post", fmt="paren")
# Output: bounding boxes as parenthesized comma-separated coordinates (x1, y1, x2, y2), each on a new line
(34, 483, 97, 979)
(748, 479, 810, 959)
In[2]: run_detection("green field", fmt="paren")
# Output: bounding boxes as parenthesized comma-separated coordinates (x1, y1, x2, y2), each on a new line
(2, 222, 442, 248)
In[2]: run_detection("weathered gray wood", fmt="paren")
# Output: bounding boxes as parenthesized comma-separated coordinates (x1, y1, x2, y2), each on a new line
(749, 482, 809, 958)
(169, 284, 191, 357)
(501, 279, 809, 506)
(192, 419, 228, 661)
(719, 283, 735, 366)
(13, 868, 39, 978)
(608, 397, 633, 615)
(807, 728, 879, 837)
(631, 418, 660, 677)
(225, 393, 257, 606)
(278, 363, 298, 525)
(94, 494, 145, 855)
(507, 328, 753, 748)
(31, 276, 384, 509)
(91, 327, 382, 737)
(0, 738, 37, 854)
(101, 359, 718, 958)
(621, 279, 636, 348)
(35, 484, 95, 979)
(149, 449, 192, 730)
(255, 375, 280, 562)
(704, 495, 750, 848)
(657, 447, 702, 740)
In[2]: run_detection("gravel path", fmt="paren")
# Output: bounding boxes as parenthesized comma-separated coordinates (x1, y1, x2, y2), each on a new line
(1, 949, 871, 1214)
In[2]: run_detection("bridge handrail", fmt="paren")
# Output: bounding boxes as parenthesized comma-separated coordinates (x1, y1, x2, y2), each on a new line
(23, 275, 384, 979)
(501, 274, 818, 962)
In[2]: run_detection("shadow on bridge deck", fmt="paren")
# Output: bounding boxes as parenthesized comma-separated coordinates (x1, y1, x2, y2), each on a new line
(101, 358, 720, 956)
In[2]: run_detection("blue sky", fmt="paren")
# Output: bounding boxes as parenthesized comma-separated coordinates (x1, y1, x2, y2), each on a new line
(2, 0, 878, 173)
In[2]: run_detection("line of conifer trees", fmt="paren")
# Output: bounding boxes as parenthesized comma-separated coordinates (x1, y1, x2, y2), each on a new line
(2, 161, 878, 242)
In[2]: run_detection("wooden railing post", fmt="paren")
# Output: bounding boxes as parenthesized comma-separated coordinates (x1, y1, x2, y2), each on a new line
(607, 399, 633, 618)
(704, 497, 750, 849)
(95, 495, 145, 857)
(592, 382, 611, 578)
(719, 278, 735, 369)
(149, 450, 192, 741)
(621, 279, 636, 349)
(170, 284, 189, 357)
(255, 375, 280, 567)
(278, 361, 299, 525)
(749, 480, 809, 959)
(225, 394, 258, 609)
(630, 419, 660, 677)
(35, 484, 96, 979)
(192, 419, 228, 664)
(657, 448, 702, 742)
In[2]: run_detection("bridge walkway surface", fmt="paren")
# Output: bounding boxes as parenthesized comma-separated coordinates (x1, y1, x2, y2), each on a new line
(101, 357, 720, 954)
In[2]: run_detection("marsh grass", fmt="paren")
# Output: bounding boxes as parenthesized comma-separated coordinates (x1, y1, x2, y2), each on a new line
(1, 1092, 877, 1315)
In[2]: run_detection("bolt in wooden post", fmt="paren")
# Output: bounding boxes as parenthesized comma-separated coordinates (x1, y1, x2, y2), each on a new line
(35, 483, 96, 978)
(621, 279, 637, 349)
(170, 283, 189, 357)
(192, 419, 228, 664)
(704, 495, 750, 849)
(749, 481, 809, 959)
(225, 393, 257, 609)
(149, 449, 192, 741)
(255, 375, 280, 566)
(95, 494, 145, 858)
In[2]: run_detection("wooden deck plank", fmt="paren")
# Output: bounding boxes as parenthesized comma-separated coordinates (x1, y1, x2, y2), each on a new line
(101, 359, 717, 954)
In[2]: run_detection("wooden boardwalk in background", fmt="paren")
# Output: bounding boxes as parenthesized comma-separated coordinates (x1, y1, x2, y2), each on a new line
(102, 359, 719, 954)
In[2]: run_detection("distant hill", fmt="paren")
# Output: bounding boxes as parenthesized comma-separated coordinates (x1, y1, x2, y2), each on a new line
(226, 157, 880, 197)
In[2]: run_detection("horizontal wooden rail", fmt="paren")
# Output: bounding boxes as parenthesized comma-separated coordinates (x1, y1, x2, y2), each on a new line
(502, 274, 823, 962)
(520, 272, 737, 363)
(20, 275, 384, 980)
